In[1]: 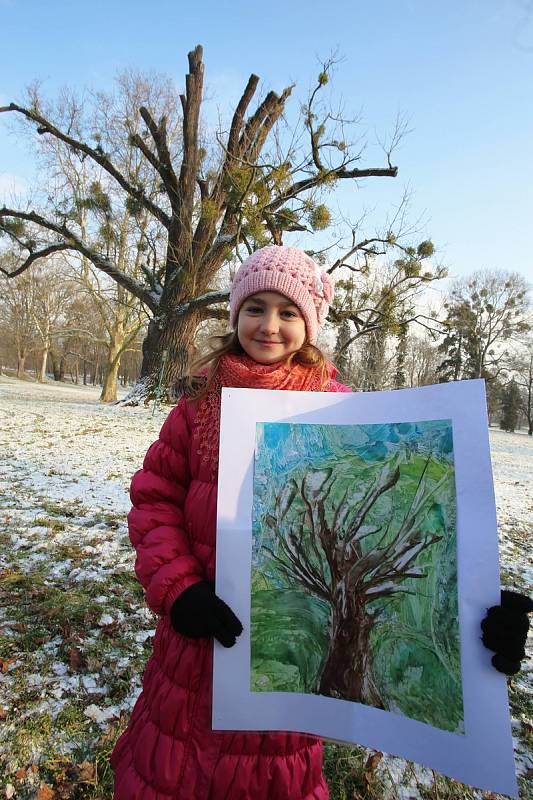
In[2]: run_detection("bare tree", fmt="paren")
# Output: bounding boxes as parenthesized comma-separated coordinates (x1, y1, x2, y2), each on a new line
(30, 265, 74, 382)
(1, 47, 399, 401)
(0, 254, 38, 377)
(14, 72, 173, 400)
(405, 333, 440, 387)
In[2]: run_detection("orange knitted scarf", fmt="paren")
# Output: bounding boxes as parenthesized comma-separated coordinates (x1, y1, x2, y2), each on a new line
(192, 354, 330, 479)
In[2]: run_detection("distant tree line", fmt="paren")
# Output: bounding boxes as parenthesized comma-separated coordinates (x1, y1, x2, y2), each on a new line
(0, 257, 145, 397)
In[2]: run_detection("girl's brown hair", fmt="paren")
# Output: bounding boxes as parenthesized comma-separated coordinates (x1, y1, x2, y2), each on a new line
(188, 331, 330, 400)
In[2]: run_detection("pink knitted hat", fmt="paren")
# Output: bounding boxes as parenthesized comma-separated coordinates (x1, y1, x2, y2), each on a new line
(229, 245, 334, 344)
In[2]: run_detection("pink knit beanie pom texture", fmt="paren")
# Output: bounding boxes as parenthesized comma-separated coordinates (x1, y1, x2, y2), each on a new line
(229, 245, 334, 344)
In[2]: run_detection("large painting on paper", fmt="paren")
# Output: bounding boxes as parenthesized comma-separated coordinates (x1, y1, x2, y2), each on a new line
(251, 420, 463, 733)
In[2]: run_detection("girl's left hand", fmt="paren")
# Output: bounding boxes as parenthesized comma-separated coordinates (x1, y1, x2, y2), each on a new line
(481, 590, 533, 674)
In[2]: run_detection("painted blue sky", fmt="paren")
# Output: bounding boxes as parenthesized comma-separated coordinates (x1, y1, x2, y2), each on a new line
(1, 0, 532, 285)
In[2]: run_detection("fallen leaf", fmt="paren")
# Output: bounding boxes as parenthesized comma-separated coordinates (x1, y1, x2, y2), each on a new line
(68, 647, 83, 670)
(364, 751, 383, 772)
(11, 622, 26, 633)
(37, 784, 55, 799)
(77, 761, 96, 782)
(363, 750, 383, 785)
(0, 657, 17, 673)
(15, 766, 27, 779)
(42, 606, 63, 619)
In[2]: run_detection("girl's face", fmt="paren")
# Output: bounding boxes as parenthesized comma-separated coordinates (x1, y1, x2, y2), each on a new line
(237, 291, 307, 365)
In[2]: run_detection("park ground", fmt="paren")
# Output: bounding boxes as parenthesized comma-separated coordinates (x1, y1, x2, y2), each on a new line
(0, 376, 531, 800)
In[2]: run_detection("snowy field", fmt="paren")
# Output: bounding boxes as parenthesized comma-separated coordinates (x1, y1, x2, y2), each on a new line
(0, 376, 531, 799)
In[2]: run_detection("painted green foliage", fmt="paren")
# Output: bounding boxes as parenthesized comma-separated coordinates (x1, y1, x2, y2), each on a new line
(251, 420, 464, 733)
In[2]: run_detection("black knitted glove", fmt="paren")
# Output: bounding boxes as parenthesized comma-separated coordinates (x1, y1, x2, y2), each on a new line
(170, 581, 243, 648)
(481, 590, 533, 675)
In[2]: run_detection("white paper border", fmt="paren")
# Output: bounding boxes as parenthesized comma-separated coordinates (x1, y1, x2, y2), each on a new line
(214, 380, 517, 797)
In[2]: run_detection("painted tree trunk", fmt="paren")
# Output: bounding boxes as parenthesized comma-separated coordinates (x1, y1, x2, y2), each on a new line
(318, 596, 382, 707)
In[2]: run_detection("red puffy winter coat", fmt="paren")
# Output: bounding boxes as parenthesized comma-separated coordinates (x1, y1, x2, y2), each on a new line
(111, 376, 348, 799)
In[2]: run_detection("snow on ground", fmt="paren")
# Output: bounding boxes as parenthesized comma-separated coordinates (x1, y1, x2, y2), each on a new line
(0, 376, 531, 799)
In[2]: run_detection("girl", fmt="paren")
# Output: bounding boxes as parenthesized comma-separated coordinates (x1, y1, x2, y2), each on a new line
(111, 246, 349, 800)
(111, 245, 531, 799)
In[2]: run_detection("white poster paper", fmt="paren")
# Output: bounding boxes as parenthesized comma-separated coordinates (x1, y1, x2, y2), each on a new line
(213, 380, 517, 797)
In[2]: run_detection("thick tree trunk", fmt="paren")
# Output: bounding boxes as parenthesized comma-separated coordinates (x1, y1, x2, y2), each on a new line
(319, 596, 382, 707)
(17, 354, 26, 378)
(138, 309, 202, 402)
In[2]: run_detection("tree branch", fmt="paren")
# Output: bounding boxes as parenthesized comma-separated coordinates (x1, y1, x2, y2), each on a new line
(0, 207, 159, 312)
(139, 106, 180, 203)
(172, 288, 230, 319)
(263, 166, 397, 216)
(0, 243, 73, 277)
(0, 102, 171, 228)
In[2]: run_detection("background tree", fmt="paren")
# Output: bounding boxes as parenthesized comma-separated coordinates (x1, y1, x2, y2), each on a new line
(499, 379, 521, 433)
(510, 342, 533, 435)
(30, 264, 74, 382)
(393, 322, 409, 389)
(0, 254, 39, 377)
(15, 72, 174, 399)
(485, 374, 505, 426)
(437, 270, 530, 382)
(404, 333, 439, 387)
(1, 47, 400, 401)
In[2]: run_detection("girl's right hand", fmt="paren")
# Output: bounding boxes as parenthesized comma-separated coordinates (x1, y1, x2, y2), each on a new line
(170, 581, 243, 648)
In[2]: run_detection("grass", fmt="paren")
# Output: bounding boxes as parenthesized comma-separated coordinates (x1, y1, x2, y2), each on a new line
(0, 504, 155, 799)
(1, 396, 531, 800)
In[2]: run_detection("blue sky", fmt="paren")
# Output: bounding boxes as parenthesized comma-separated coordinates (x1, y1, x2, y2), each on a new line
(1, 0, 532, 285)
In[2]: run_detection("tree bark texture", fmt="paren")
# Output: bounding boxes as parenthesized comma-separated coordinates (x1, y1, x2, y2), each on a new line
(140, 307, 202, 400)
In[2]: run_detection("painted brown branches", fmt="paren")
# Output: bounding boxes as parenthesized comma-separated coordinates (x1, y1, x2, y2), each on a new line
(265, 454, 448, 610)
